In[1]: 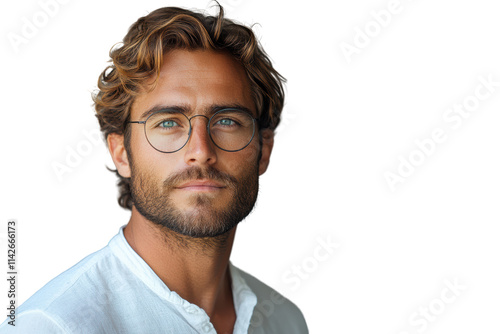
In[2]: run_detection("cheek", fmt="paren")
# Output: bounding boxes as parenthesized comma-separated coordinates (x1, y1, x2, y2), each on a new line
(223, 141, 260, 175)
(130, 128, 178, 174)
(130, 126, 150, 155)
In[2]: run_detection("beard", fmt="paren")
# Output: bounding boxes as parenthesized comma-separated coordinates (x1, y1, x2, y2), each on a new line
(129, 162, 259, 238)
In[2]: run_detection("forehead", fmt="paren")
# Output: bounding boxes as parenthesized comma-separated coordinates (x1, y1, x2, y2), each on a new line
(131, 49, 255, 119)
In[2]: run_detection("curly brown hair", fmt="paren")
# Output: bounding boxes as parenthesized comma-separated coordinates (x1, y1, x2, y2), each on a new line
(93, 4, 286, 210)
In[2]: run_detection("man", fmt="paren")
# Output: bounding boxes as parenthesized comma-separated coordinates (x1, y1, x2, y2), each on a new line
(0, 4, 308, 334)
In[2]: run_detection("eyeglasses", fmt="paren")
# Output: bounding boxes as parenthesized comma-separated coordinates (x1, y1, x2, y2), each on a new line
(128, 108, 257, 153)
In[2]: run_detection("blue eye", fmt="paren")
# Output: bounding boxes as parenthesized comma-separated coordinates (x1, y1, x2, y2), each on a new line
(160, 120, 178, 128)
(216, 119, 235, 126)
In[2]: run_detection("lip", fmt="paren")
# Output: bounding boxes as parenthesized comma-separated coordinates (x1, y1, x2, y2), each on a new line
(175, 179, 226, 191)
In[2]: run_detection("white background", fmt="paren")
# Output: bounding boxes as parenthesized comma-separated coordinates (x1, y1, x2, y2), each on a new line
(1, 0, 500, 333)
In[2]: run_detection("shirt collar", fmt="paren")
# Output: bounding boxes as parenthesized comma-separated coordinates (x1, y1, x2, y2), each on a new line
(108, 225, 257, 332)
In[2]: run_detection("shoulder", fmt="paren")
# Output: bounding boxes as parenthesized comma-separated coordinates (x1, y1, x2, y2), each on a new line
(0, 244, 116, 333)
(0, 310, 67, 333)
(232, 265, 309, 334)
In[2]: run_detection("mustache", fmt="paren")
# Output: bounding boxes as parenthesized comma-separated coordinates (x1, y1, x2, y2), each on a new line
(163, 166, 237, 189)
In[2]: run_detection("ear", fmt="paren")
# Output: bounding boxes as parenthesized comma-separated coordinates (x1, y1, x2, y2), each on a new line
(258, 129, 274, 175)
(107, 133, 131, 178)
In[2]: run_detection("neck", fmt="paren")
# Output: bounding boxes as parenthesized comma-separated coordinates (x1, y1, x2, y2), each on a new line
(123, 207, 236, 321)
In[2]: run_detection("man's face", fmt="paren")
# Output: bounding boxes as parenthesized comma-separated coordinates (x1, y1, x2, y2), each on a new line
(116, 49, 272, 238)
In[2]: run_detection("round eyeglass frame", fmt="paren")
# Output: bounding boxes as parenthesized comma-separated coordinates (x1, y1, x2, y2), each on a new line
(128, 108, 258, 153)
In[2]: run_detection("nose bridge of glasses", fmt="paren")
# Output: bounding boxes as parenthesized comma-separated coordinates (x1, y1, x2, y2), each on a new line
(188, 114, 211, 131)
(189, 114, 210, 121)
(187, 114, 212, 140)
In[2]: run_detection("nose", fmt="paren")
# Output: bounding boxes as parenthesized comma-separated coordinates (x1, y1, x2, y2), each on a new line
(183, 115, 217, 166)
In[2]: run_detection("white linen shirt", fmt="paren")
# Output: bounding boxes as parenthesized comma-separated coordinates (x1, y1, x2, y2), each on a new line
(0, 227, 308, 334)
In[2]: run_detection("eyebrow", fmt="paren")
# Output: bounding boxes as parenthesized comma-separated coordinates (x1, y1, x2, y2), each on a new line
(139, 103, 255, 120)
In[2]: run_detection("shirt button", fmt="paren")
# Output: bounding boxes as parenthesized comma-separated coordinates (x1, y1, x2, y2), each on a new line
(184, 305, 198, 314)
(201, 322, 213, 332)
